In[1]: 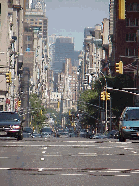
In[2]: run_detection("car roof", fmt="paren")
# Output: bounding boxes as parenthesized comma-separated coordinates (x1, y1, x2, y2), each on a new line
(125, 107, 139, 111)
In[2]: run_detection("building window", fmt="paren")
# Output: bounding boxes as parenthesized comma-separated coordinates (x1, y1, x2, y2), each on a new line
(30, 19, 34, 21)
(126, 33, 136, 42)
(126, 48, 129, 56)
(125, 48, 136, 56)
(27, 36, 31, 41)
(130, 18, 135, 26)
(135, 18, 139, 26)
(126, 18, 129, 26)
(0, 3, 1, 15)
(126, 18, 139, 27)
(127, 3, 139, 11)
(134, 48, 136, 56)
(129, 48, 134, 56)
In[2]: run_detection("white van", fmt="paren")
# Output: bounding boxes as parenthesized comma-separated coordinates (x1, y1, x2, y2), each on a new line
(119, 107, 139, 142)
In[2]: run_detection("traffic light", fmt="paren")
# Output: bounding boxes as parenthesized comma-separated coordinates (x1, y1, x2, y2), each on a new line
(6, 72, 11, 83)
(106, 92, 110, 100)
(18, 100, 21, 107)
(116, 61, 123, 74)
(101, 91, 105, 101)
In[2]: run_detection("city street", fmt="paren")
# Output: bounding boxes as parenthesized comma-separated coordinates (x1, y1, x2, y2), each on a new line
(0, 137, 139, 186)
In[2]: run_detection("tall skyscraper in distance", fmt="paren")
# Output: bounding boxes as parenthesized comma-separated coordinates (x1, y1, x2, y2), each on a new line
(52, 36, 75, 74)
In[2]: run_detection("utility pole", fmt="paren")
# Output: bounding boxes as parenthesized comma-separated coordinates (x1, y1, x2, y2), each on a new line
(105, 82, 107, 132)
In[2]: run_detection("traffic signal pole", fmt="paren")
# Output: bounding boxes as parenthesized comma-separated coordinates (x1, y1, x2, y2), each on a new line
(100, 71, 108, 132)
(105, 82, 107, 132)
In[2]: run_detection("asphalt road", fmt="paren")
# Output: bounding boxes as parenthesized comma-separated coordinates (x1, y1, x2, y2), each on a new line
(0, 136, 139, 186)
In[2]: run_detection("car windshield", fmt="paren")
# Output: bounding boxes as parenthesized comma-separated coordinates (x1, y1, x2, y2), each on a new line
(41, 128, 52, 133)
(23, 127, 33, 133)
(0, 112, 20, 122)
(125, 109, 139, 120)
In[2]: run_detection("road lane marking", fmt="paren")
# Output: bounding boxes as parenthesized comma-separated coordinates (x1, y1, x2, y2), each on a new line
(42, 151, 46, 154)
(124, 148, 133, 150)
(43, 155, 62, 156)
(131, 172, 139, 173)
(99, 171, 120, 173)
(131, 151, 137, 153)
(61, 174, 86, 176)
(115, 175, 130, 176)
(0, 144, 97, 147)
(97, 147, 113, 148)
(63, 141, 96, 143)
(78, 153, 97, 155)
(108, 169, 130, 171)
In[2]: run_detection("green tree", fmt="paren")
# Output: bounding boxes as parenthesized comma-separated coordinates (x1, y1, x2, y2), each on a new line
(78, 89, 99, 128)
(29, 93, 46, 130)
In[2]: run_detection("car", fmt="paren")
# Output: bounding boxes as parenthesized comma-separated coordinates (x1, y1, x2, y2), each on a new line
(79, 129, 87, 138)
(22, 132, 31, 138)
(41, 132, 49, 138)
(69, 131, 76, 137)
(23, 127, 33, 137)
(59, 132, 69, 138)
(40, 127, 52, 136)
(119, 107, 139, 142)
(0, 111, 23, 140)
(32, 132, 41, 138)
(107, 130, 118, 139)
(93, 133, 107, 139)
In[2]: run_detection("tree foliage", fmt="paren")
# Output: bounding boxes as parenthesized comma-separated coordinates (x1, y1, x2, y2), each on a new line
(78, 89, 99, 128)
(79, 73, 134, 128)
(29, 93, 46, 130)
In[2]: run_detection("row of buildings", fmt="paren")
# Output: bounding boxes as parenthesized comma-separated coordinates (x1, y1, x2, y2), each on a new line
(0, 0, 50, 126)
(78, 0, 139, 93)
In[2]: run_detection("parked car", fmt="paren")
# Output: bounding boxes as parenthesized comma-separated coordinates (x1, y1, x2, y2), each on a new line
(23, 127, 33, 137)
(119, 107, 139, 142)
(0, 111, 23, 140)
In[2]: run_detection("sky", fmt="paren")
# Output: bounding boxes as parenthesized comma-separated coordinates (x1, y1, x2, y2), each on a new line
(45, 0, 110, 51)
